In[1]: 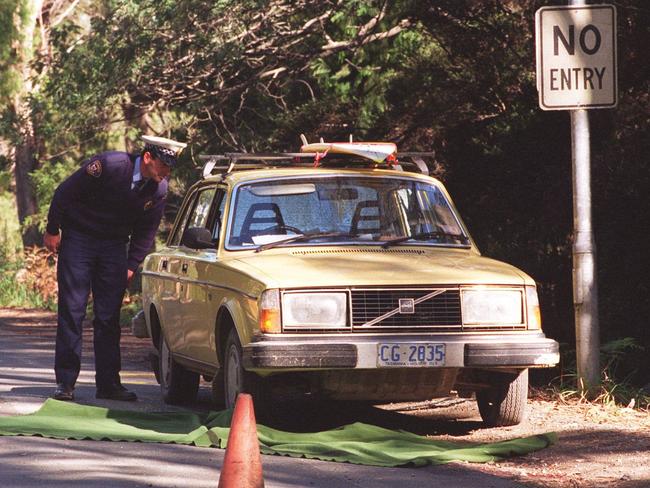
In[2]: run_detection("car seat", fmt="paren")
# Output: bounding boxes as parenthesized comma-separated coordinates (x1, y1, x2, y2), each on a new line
(350, 200, 381, 235)
(239, 203, 285, 242)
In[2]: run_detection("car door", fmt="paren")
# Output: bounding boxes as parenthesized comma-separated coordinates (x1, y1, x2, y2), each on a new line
(156, 189, 199, 354)
(188, 189, 229, 365)
(177, 187, 227, 365)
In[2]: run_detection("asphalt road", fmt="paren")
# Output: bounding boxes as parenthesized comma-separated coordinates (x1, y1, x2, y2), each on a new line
(0, 309, 524, 488)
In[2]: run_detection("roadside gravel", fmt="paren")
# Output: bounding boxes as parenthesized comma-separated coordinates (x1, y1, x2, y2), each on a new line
(379, 391, 650, 487)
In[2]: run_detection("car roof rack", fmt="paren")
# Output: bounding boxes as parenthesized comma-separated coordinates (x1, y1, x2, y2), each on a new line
(198, 151, 436, 178)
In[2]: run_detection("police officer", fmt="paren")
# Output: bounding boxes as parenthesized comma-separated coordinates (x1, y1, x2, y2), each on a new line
(44, 135, 186, 401)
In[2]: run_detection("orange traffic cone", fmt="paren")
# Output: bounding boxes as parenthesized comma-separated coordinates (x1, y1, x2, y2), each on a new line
(218, 393, 264, 488)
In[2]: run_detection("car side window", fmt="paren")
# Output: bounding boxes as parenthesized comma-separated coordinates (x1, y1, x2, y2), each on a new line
(181, 187, 217, 244)
(169, 187, 216, 247)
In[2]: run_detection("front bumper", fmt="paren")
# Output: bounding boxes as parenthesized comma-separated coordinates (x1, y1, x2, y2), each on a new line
(242, 332, 559, 371)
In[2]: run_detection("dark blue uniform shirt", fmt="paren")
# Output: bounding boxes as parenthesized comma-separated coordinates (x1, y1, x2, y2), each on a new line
(46, 151, 167, 271)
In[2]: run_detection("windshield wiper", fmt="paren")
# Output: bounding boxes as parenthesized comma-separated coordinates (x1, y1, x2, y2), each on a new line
(381, 231, 470, 249)
(255, 231, 355, 252)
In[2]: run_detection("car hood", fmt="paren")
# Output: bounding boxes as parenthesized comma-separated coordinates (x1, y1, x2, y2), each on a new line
(227, 247, 532, 289)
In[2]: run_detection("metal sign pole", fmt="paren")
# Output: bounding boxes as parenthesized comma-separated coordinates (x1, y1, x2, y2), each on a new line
(569, 0, 600, 391)
(536, 0, 614, 392)
(571, 108, 600, 390)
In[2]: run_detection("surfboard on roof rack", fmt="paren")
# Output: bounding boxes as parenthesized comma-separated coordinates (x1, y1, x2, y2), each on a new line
(198, 139, 435, 178)
(299, 141, 397, 163)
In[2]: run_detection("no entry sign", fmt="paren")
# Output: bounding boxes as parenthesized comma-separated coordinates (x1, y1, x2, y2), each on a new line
(536, 5, 617, 110)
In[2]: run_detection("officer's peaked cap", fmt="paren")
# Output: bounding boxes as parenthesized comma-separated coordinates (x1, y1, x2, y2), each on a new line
(142, 135, 187, 167)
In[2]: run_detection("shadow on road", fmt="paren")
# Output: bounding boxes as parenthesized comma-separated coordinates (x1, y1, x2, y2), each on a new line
(252, 398, 483, 436)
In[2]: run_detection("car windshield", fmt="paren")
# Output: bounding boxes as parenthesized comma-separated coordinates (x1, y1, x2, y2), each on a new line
(226, 176, 470, 249)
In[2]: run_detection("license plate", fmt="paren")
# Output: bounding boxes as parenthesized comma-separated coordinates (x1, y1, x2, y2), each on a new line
(377, 343, 446, 367)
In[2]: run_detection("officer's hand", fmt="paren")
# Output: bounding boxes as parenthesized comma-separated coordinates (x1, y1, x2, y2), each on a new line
(127, 269, 135, 286)
(43, 232, 61, 253)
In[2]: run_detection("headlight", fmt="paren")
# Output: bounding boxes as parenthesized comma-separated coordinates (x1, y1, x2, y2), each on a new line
(462, 288, 523, 325)
(282, 292, 347, 329)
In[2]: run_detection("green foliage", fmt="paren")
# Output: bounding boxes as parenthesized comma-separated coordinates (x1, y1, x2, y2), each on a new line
(0, 192, 21, 258)
(119, 293, 142, 327)
(0, 258, 56, 310)
(28, 159, 78, 232)
(42, 0, 418, 155)
(0, 169, 12, 190)
(0, 0, 21, 99)
(551, 338, 650, 410)
(307, 2, 413, 134)
(84, 297, 140, 326)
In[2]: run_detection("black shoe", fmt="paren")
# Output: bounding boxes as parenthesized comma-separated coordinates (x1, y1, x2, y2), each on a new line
(96, 384, 137, 401)
(53, 383, 75, 401)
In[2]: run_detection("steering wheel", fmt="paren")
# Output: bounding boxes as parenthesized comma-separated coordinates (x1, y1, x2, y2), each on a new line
(258, 224, 303, 235)
(278, 224, 303, 235)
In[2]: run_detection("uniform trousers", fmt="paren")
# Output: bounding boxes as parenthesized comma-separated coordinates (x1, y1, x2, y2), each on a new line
(54, 229, 128, 390)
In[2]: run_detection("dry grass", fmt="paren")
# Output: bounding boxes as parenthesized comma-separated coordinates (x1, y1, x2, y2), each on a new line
(15, 246, 59, 304)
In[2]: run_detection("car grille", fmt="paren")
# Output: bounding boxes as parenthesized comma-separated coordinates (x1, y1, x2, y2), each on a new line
(351, 288, 462, 330)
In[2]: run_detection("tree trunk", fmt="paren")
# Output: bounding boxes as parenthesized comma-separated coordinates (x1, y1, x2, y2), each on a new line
(13, 101, 41, 246)
(11, 0, 45, 247)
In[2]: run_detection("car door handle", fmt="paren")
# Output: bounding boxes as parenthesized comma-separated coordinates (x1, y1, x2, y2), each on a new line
(182, 263, 188, 273)
(161, 260, 168, 271)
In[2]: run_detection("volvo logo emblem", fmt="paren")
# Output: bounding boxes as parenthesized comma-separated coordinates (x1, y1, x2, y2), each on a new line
(398, 298, 415, 314)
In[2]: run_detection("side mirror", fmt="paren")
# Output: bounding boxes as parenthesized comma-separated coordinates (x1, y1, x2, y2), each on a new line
(182, 227, 214, 250)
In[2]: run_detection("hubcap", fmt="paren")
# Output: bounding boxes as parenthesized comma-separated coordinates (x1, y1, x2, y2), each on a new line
(225, 343, 242, 408)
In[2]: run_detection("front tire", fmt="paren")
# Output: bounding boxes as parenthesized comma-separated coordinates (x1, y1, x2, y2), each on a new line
(159, 334, 200, 405)
(223, 328, 270, 415)
(476, 369, 528, 427)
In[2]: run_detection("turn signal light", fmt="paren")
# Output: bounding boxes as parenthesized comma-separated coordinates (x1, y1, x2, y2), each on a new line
(260, 309, 281, 333)
(259, 289, 281, 333)
(526, 286, 542, 330)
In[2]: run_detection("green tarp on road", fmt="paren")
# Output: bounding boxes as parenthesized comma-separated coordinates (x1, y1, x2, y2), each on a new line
(0, 399, 556, 467)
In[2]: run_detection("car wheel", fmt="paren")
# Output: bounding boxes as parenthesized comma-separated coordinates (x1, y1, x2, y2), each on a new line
(159, 334, 200, 405)
(223, 328, 270, 415)
(149, 349, 161, 384)
(476, 369, 528, 427)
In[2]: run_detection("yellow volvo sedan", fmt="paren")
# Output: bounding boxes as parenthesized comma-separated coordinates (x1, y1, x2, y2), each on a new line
(140, 142, 559, 426)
